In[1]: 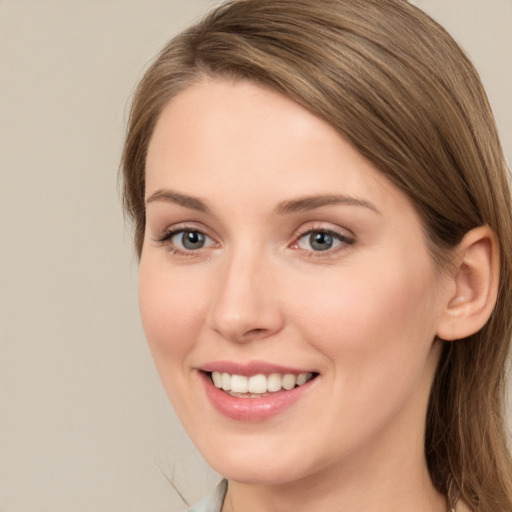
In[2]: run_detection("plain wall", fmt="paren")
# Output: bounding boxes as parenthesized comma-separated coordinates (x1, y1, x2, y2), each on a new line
(1, 1, 510, 511)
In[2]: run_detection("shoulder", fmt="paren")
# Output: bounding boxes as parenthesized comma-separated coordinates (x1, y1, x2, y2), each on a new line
(187, 480, 228, 512)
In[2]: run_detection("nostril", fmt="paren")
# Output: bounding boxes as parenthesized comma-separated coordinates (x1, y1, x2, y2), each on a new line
(238, 327, 275, 342)
(247, 328, 266, 335)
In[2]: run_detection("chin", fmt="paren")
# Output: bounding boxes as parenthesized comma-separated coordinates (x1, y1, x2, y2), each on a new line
(197, 436, 318, 486)
(212, 460, 307, 486)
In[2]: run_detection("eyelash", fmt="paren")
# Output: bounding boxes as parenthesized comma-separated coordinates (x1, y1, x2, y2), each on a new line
(154, 225, 355, 257)
(291, 227, 355, 258)
(154, 227, 216, 257)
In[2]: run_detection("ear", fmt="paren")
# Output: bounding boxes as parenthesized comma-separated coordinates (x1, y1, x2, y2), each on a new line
(436, 225, 499, 341)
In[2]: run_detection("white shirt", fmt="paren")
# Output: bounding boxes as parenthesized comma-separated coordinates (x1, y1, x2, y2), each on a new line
(188, 480, 227, 512)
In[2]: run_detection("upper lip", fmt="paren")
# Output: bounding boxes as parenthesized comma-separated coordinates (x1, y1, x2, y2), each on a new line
(200, 360, 317, 376)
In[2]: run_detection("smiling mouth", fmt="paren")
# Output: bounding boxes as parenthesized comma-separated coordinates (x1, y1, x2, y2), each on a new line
(208, 371, 318, 398)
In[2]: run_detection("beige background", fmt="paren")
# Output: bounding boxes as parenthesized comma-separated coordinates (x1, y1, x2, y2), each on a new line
(0, 1, 510, 511)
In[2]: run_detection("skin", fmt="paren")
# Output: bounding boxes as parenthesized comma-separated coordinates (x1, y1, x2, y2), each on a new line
(140, 78, 462, 512)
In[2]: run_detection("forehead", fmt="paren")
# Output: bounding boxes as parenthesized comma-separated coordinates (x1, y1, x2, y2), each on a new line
(143, 78, 433, 249)
(147, 79, 390, 199)
(146, 78, 342, 178)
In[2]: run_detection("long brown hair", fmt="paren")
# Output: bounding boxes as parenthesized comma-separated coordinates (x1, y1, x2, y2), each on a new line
(121, 1, 512, 509)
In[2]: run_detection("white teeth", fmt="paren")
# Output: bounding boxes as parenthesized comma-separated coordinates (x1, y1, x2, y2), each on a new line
(212, 371, 222, 388)
(221, 372, 231, 391)
(210, 371, 314, 394)
(248, 374, 267, 394)
(296, 373, 308, 386)
(282, 374, 296, 390)
(267, 373, 282, 392)
(231, 374, 248, 393)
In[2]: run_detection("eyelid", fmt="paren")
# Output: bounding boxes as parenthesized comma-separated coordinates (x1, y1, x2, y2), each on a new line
(153, 221, 211, 241)
(151, 221, 354, 257)
(153, 223, 219, 255)
(290, 223, 355, 254)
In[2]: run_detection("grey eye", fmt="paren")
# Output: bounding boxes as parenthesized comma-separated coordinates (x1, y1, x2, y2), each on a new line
(296, 230, 350, 252)
(172, 230, 210, 250)
(308, 232, 334, 251)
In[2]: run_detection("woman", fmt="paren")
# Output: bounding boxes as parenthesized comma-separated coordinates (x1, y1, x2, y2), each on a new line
(121, 1, 512, 511)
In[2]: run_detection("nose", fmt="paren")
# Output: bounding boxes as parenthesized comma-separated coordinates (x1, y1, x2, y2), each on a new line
(206, 249, 284, 343)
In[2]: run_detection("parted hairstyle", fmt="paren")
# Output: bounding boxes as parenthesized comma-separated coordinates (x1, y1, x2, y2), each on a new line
(121, 1, 512, 510)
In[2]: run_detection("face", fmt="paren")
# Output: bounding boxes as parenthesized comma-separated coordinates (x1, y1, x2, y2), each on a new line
(140, 79, 451, 486)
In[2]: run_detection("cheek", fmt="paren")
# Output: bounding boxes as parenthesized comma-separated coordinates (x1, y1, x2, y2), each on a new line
(285, 259, 442, 447)
(138, 257, 209, 363)
(291, 258, 439, 377)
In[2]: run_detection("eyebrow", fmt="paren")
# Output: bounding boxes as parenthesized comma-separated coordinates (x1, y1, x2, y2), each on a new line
(145, 189, 380, 216)
(145, 189, 210, 213)
(276, 194, 380, 215)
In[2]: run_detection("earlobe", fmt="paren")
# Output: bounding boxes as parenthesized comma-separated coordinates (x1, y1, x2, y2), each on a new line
(436, 226, 499, 341)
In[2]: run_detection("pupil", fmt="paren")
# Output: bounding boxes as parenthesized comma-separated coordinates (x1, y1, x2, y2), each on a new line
(182, 231, 205, 249)
(310, 232, 333, 251)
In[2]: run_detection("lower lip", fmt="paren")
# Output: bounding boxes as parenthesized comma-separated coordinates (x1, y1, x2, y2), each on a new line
(199, 371, 316, 422)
